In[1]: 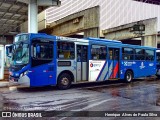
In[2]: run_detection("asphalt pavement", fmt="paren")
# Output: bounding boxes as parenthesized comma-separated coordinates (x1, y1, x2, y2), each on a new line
(1, 78, 160, 120)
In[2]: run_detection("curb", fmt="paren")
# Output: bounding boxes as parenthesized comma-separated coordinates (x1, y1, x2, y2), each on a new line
(0, 81, 9, 88)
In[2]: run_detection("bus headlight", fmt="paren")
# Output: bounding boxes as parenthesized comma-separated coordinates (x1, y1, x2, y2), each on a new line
(24, 71, 28, 75)
(20, 71, 28, 78)
(20, 73, 24, 78)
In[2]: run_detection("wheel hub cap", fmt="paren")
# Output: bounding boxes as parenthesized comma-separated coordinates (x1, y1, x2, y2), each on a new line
(61, 77, 69, 85)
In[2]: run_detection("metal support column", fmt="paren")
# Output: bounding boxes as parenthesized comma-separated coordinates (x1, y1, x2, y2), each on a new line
(28, 0, 38, 33)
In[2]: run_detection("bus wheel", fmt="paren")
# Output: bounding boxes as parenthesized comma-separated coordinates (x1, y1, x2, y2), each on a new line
(57, 73, 72, 90)
(125, 71, 133, 83)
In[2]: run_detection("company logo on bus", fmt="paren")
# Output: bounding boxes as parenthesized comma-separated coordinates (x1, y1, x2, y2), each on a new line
(90, 63, 101, 67)
(90, 63, 93, 67)
(140, 62, 145, 69)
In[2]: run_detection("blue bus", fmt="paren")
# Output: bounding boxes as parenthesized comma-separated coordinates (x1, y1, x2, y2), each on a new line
(7, 33, 157, 89)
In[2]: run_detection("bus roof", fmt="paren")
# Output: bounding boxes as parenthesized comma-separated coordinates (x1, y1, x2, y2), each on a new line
(17, 33, 156, 50)
(120, 44, 156, 50)
(86, 37, 155, 50)
(86, 37, 122, 43)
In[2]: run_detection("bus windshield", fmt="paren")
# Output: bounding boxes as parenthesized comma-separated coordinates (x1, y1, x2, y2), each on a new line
(14, 34, 28, 43)
(11, 44, 29, 65)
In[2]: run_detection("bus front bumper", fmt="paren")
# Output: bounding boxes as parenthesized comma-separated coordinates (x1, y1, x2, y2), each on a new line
(9, 75, 30, 87)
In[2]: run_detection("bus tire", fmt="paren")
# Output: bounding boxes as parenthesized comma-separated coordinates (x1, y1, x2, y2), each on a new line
(124, 70, 133, 83)
(57, 73, 72, 90)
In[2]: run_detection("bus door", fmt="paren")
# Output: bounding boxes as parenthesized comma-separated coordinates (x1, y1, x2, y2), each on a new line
(76, 45, 88, 82)
(108, 48, 120, 79)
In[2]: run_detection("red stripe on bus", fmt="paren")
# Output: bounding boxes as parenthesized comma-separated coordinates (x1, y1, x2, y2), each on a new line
(110, 63, 119, 78)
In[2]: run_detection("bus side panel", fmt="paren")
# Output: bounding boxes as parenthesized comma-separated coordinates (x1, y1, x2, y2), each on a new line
(144, 61, 156, 76)
(134, 61, 151, 78)
(27, 71, 34, 86)
(49, 41, 57, 85)
(120, 60, 156, 79)
(28, 63, 57, 87)
(56, 60, 76, 83)
(120, 60, 136, 79)
(134, 61, 145, 78)
(120, 61, 149, 79)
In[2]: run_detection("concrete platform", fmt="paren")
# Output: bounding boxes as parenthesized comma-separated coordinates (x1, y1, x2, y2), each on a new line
(0, 81, 9, 88)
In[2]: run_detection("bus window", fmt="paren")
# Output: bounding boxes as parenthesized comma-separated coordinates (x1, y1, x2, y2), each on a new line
(33, 44, 53, 60)
(91, 45, 106, 60)
(122, 48, 134, 60)
(108, 48, 119, 60)
(135, 49, 145, 60)
(157, 52, 160, 62)
(31, 43, 53, 67)
(57, 42, 75, 59)
(114, 49, 119, 60)
(145, 50, 154, 61)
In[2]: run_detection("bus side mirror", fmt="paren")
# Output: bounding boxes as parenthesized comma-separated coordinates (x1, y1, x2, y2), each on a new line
(6, 45, 13, 57)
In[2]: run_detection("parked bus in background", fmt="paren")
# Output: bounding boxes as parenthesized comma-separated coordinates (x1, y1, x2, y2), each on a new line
(0, 45, 4, 80)
(156, 49, 160, 78)
(7, 33, 156, 89)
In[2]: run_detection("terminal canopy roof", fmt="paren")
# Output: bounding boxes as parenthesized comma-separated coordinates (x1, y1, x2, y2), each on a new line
(0, 0, 60, 36)
(134, 0, 160, 5)
(0, 0, 159, 36)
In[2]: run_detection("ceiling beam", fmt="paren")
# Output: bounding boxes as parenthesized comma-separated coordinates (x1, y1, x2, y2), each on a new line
(0, 0, 28, 7)
(0, 23, 18, 26)
(0, 8, 27, 16)
(0, 17, 25, 22)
